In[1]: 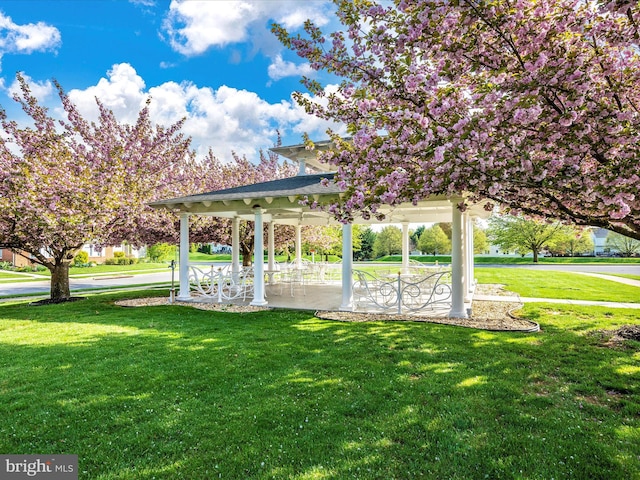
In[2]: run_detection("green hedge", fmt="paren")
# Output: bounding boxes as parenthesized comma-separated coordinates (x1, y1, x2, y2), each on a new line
(104, 257, 138, 265)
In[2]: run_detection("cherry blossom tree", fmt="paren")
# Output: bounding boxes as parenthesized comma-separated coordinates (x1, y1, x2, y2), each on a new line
(0, 76, 299, 300)
(273, 0, 640, 239)
(303, 225, 343, 261)
(0, 74, 197, 301)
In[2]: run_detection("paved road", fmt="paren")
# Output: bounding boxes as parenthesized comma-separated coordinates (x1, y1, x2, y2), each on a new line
(0, 271, 174, 298)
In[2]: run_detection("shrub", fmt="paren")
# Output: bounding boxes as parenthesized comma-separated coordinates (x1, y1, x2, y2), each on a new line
(104, 257, 138, 265)
(113, 251, 126, 259)
(197, 243, 212, 255)
(73, 251, 89, 266)
(16, 265, 45, 273)
(147, 243, 176, 262)
(0, 261, 12, 270)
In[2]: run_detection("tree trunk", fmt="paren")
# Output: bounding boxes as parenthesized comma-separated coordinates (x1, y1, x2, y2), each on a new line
(240, 243, 253, 267)
(50, 261, 71, 301)
(532, 249, 539, 263)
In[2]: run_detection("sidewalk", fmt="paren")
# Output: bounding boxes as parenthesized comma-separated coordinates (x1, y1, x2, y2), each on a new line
(574, 271, 640, 288)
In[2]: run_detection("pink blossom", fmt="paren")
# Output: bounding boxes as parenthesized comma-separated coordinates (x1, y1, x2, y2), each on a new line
(273, 0, 640, 239)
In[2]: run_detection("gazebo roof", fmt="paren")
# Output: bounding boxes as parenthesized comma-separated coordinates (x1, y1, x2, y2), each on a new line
(150, 171, 489, 226)
(150, 138, 491, 225)
(150, 173, 343, 225)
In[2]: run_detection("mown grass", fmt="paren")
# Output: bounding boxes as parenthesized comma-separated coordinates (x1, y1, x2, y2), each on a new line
(475, 268, 640, 302)
(190, 253, 342, 263)
(69, 263, 169, 276)
(0, 272, 31, 279)
(7, 263, 173, 279)
(0, 272, 41, 284)
(0, 291, 639, 479)
(380, 255, 640, 264)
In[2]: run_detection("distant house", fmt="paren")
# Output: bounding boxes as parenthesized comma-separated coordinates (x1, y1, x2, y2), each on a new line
(0, 248, 33, 267)
(211, 243, 231, 254)
(0, 243, 145, 268)
(482, 244, 538, 258)
(79, 244, 146, 263)
(591, 228, 609, 256)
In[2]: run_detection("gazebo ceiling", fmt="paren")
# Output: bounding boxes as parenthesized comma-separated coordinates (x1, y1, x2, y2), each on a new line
(149, 171, 490, 226)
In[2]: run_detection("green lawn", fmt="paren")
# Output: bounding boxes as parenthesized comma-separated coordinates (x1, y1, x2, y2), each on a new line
(0, 278, 42, 285)
(0, 263, 171, 282)
(0, 291, 638, 479)
(189, 252, 232, 262)
(379, 255, 640, 265)
(190, 253, 342, 263)
(69, 263, 170, 276)
(0, 271, 44, 283)
(475, 268, 640, 303)
(0, 272, 28, 279)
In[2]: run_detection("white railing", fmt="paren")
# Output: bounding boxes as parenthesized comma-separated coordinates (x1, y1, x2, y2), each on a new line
(189, 264, 254, 302)
(352, 269, 452, 314)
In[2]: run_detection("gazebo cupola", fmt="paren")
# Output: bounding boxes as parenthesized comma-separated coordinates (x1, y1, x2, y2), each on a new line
(270, 139, 343, 176)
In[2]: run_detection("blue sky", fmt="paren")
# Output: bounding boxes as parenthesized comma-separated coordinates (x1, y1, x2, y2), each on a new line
(0, 0, 345, 161)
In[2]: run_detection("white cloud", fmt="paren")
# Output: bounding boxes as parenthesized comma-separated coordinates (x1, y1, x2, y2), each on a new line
(66, 63, 147, 124)
(129, 0, 156, 6)
(267, 54, 314, 82)
(162, 0, 332, 56)
(0, 12, 61, 68)
(65, 63, 342, 162)
(162, 1, 255, 54)
(290, 84, 347, 137)
(6, 73, 54, 103)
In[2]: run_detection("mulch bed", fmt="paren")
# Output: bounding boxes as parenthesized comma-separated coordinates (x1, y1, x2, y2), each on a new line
(593, 325, 640, 348)
(315, 299, 539, 332)
(115, 293, 540, 332)
(30, 297, 85, 306)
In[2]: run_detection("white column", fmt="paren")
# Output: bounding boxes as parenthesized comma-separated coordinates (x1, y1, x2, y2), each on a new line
(295, 224, 302, 268)
(469, 216, 475, 294)
(449, 202, 467, 318)
(231, 217, 240, 281)
(268, 221, 275, 271)
(177, 213, 191, 300)
(463, 213, 472, 302)
(250, 208, 267, 306)
(401, 222, 410, 274)
(340, 223, 353, 311)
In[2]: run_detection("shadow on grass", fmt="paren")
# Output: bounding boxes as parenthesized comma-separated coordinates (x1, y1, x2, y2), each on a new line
(0, 292, 638, 478)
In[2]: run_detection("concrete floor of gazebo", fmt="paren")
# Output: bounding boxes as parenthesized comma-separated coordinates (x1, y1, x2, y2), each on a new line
(178, 282, 456, 318)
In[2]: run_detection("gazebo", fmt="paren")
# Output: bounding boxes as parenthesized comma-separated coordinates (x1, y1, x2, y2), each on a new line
(150, 140, 490, 318)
